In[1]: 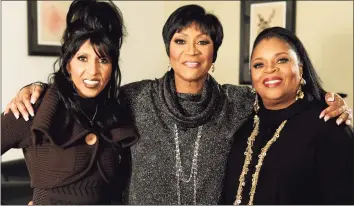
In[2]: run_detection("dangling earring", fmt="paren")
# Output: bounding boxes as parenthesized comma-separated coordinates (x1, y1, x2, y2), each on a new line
(295, 77, 306, 100)
(211, 63, 215, 73)
(167, 62, 172, 71)
(251, 88, 260, 113)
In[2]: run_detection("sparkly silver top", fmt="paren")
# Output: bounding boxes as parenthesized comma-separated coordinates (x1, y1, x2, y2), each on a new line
(121, 71, 254, 204)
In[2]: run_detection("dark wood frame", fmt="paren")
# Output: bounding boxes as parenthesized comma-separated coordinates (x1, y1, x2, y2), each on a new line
(27, 1, 61, 56)
(239, 0, 296, 84)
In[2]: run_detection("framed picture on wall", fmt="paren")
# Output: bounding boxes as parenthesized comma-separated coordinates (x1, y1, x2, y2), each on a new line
(27, 1, 71, 56)
(239, 0, 296, 84)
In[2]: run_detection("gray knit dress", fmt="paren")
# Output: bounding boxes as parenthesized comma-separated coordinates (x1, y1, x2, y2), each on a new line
(121, 70, 254, 205)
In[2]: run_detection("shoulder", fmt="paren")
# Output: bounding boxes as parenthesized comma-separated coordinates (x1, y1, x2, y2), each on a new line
(32, 83, 55, 112)
(296, 102, 353, 144)
(221, 84, 254, 100)
(121, 79, 154, 92)
(220, 84, 254, 110)
(120, 79, 156, 101)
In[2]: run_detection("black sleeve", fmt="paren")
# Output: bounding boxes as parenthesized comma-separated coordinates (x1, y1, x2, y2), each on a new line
(1, 87, 48, 155)
(1, 112, 32, 155)
(315, 124, 353, 204)
(110, 147, 132, 204)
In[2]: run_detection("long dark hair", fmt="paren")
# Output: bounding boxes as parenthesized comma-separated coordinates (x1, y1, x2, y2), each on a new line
(48, 0, 126, 127)
(251, 27, 326, 101)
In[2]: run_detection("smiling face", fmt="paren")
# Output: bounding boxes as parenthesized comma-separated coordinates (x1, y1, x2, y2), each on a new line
(67, 40, 112, 98)
(251, 37, 303, 109)
(169, 23, 214, 85)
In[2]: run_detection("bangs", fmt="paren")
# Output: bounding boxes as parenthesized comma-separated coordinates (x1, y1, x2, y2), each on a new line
(90, 37, 110, 59)
(174, 18, 215, 39)
(65, 31, 118, 61)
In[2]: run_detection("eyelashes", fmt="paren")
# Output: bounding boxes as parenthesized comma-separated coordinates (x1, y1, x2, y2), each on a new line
(252, 58, 290, 69)
(77, 55, 87, 62)
(173, 39, 211, 45)
(76, 55, 110, 64)
(277, 58, 289, 64)
(174, 39, 185, 44)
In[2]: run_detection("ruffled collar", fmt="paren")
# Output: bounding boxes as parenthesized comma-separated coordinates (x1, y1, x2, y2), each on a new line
(31, 83, 138, 148)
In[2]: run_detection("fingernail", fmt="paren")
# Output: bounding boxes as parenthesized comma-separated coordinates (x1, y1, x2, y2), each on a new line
(319, 112, 324, 119)
(336, 118, 343, 125)
(30, 98, 35, 104)
(346, 120, 351, 125)
(3, 111, 7, 115)
(327, 97, 334, 102)
(15, 113, 19, 119)
(24, 115, 29, 121)
(29, 111, 35, 117)
(324, 116, 329, 122)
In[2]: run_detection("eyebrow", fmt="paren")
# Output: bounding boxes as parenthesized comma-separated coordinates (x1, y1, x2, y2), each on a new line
(252, 52, 289, 62)
(175, 32, 209, 38)
(76, 52, 88, 56)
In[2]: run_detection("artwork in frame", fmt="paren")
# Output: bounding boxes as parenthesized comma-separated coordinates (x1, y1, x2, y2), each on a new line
(27, 1, 71, 56)
(239, 0, 296, 84)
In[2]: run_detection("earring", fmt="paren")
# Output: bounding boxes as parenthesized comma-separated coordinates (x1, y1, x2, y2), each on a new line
(167, 62, 172, 71)
(211, 63, 215, 73)
(251, 88, 260, 113)
(295, 78, 306, 100)
(300, 78, 306, 85)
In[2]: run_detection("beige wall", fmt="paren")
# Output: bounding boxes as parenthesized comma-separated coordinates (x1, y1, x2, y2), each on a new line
(1, 1, 352, 161)
(296, 1, 353, 110)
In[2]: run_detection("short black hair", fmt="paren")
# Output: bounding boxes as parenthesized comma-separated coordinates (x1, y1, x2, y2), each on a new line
(162, 4, 223, 62)
(251, 27, 326, 101)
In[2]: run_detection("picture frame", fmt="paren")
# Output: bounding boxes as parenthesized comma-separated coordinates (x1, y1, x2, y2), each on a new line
(239, 0, 296, 84)
(27, 1, 71, 56)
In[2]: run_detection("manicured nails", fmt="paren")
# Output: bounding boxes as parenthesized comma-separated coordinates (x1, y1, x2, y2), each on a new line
(319, 112, 325, 119)
(346, 120, 351, 125)
(324, 116, 329, 122)
(14, 113, 19, 119)
(327, 97, 334, 102)
(336, 118, 343, 125)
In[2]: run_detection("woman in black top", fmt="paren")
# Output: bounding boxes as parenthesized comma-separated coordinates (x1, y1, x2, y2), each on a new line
(222, 27, 353, 205)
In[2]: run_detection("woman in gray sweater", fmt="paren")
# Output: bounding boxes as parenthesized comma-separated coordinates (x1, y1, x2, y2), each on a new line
(5, 4, 351, 205)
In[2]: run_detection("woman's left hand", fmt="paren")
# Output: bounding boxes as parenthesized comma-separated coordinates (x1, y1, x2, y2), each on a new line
(320, 92, 352, 125)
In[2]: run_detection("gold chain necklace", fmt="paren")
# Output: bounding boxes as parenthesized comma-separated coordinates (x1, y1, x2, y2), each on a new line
(234, 115, 287, 205)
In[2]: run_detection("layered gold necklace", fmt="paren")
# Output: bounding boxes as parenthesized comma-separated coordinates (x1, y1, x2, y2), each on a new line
(234, 115, 287, 205)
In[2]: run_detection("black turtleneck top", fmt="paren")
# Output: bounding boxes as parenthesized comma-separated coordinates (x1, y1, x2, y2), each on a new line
(221, 94, 353, 205)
